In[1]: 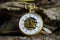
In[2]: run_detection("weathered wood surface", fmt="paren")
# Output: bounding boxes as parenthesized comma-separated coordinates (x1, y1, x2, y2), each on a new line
(0, 0, 60, 40)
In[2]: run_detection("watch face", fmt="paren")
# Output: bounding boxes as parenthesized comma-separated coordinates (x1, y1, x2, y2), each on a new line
(19, 13, 43, 36)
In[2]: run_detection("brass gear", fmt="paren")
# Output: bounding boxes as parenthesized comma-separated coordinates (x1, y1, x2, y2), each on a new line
(24, 17, 37, 30)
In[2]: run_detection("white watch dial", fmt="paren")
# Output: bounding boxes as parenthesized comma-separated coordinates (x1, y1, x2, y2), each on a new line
(19, 13, 43, 35)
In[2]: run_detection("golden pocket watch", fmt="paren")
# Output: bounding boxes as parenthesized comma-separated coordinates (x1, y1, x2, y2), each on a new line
(19, 4, 43, 36)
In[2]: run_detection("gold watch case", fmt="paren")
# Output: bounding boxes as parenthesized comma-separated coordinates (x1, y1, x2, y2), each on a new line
(19, 12, 43, 36)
